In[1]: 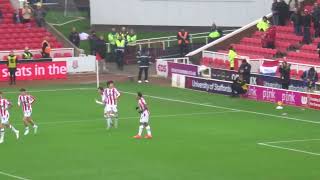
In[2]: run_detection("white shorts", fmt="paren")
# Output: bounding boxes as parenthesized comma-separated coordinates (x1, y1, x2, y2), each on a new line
(24, 110, 32, 118)
(140, 111, 150, 123)
(104, 105, 118, 113)
(1, 114, 9, 125)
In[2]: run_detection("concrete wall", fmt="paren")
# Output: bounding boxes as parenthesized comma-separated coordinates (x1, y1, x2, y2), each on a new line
(90, 0, 272, 27)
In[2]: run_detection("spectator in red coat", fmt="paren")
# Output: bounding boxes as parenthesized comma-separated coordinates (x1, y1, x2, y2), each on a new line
(262, 26, 276, 49)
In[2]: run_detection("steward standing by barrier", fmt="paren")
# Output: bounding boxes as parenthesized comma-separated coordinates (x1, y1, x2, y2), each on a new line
(238, 59, 251, 83)
(127, 29, 137, 54)
(177, 28, 190, 56)
(115, 36, 126, 70)
(137, 48, 151, 83)
(108, 27, 118, 61)
(7, 51, 18, 85)
(279, 61, 291, 89)
(208, 26, 222, 43)
(41, 39, 51, 58)
(256, 16, 270, 32)
(22, 47, 33, 60)
(228, 46, 237, 70)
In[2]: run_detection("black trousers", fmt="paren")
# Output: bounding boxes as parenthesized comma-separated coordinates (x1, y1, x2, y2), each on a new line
(8, 68, 16, 85)
(138, 67, 149, 81)
(231, 83, 246, 96)
(179, 44, 189, 56)
(115, 50, 124, 70)
(282, 83, 289, 89)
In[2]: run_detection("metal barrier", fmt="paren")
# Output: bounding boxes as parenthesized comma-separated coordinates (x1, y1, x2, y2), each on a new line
(0, 48, 75, 60)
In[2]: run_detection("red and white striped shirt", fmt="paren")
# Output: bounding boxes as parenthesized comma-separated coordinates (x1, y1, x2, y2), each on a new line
(18, 95, 35, 112)
(138, 97, 148, 112)
(0, 98, 11, 117)
(103, 88, 120, 106)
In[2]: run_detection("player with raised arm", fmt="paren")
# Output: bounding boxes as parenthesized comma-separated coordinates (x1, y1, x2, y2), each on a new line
(102, 81, 121, 130)
(0, 91, 19, 144)
(133, 92, 152, 139)
(95, 86, 109, 127)
(18, 88, 38, 136)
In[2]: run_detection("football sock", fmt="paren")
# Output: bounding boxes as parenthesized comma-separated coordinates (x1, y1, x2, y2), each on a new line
(10, 125, 18, 133)
(146, 126, 152, 136)
(107, 118, 112, 129)
(114, 118, 118, 128)
(0, 128, 4, 142)
(138, 125, 144, 136)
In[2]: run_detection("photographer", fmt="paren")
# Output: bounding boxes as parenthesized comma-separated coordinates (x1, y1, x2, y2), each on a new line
(301, 67, 318, 92)
(231, 76, 248, 97)
(137, 48, 152, 83)
(238, 59, 251, 84)
(279, 61, 291, 89)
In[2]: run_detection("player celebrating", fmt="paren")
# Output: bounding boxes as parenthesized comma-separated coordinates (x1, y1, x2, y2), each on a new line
(0, 91, 19, 144)
(18, 88, 38, 136)
(103, 81, 121, 129)
(133, 92, 152, 139)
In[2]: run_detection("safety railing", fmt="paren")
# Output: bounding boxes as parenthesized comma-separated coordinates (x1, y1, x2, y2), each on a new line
(106, 30, 235, 53)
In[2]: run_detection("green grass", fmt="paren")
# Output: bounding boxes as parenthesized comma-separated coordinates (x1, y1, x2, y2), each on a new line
(0, 82, 319, 180)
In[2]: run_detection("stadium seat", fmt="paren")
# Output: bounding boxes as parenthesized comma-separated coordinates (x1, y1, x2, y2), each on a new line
(63, 52, 72, 57)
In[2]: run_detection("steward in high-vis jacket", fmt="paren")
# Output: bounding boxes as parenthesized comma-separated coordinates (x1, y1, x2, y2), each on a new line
(22, 47, 33, 59)
(228, 46, 237, 70)
(115, 36, 126, 70)
(108, 27, 118, 61)
(177, 28, 190, 56)
(7, 50, 18, 85)
(208, 27, 223, 43)
(137, 48, 152, 83)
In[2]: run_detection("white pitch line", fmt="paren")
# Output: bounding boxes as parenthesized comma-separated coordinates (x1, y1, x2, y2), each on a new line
(36, 110, 239, 125)
(0, 171, 31, 180)
(258, 143, 320, 156)
(121, 91, 320, 125)
(3, 87, 320, 125)
(260, 138, 320, 144)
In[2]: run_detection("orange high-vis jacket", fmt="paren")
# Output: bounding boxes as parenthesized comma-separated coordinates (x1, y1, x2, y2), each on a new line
(177, 32, 190, 45)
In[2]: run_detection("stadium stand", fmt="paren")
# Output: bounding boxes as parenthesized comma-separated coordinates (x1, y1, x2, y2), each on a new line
(0, 0, 64, 57)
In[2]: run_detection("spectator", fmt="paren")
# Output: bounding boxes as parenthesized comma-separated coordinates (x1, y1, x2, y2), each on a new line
(257, 16, 270, 32)
(41, 39, 51, 58)
(302, 9, 312, 44)
(108, 27, 117, 61)
(68, 27, 80, 47)
(290, 8, 302, 36)
(262, 26, 276, 49)
(34, 3, 46, 27)
(208, 24, 223, 43)
(301, 67, 319, 92)
(96, 35, 107, 73)
(272, 0, 280, 25)
(22, 4, 32, 24)
(96, 35, 107, 60)
(127, 29, 137, 46)
(288, 0, 301, 16)
(231, 77, 248, 97)
(115, 36, 125, 70)
(312, 3, 320, 38)
(137, 48, 152, 83)
(278, 0, 289, 26)
(279, 61, 291, 89)
(7, 51, 18, 85)
(177, 28, 190, 56)
(228, 46, 237, 70)
(22, 47, 33, 59)
(88, 30, 98, 55)
(13, 10, 21, 24)
(238, 59, 251, 84)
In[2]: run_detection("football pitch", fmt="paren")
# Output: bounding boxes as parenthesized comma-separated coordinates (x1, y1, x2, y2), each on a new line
(0, 82, 319, 180)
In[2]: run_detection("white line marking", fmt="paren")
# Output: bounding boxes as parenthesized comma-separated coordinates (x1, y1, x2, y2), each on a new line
(258, 143, 320, 156)
(3, 87, 319, 125)
(36, 110, 239, 125)
(0, 171, 31, 180)
(121, 91, 320, 125)
(260, 139, 320, 144)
